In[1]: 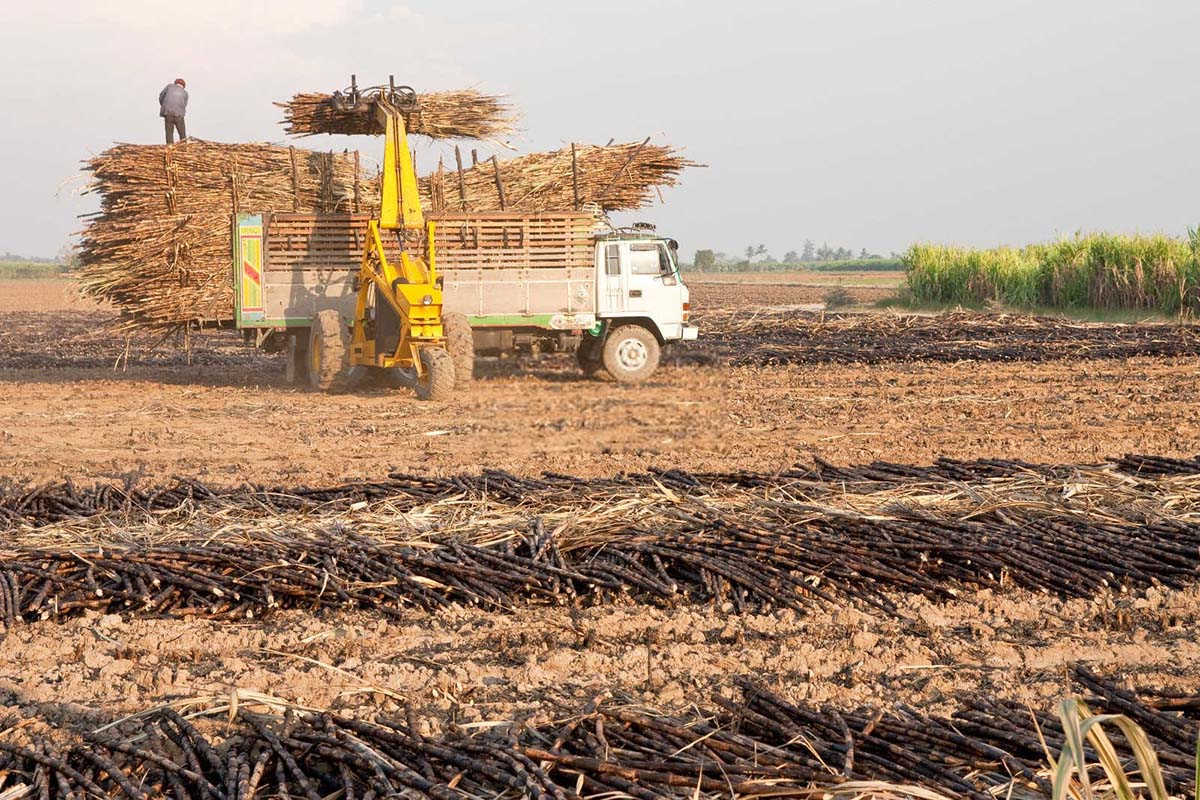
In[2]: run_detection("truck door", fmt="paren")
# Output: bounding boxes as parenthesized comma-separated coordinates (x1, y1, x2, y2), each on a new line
(598, 240, 683, 332)
(625, 241, 682, 332)
(624, 242, 665, 314)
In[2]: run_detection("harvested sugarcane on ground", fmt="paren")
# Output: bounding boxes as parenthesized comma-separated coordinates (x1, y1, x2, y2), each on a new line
(0, 669, 1196, 800)
(2, 454, 1199, 624)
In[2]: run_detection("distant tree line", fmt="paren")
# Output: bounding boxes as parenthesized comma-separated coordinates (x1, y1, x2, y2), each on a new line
(0, 243, 79, 267)
(686, 240, 900, 272)
(0, 244, 78, 279)
(0, 251, 58, 264)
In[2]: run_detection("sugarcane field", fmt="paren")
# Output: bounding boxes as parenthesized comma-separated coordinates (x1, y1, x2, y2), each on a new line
(4, 5, 1200, 800)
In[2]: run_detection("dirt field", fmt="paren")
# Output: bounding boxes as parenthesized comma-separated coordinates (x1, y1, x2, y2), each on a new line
(3, 332, 1198, 483)
(0, 278, 101, 313)
(688, 271, 900, 307)
(687, 268, 904, 287)
(2, 290, 1198, 483)
(3, 275, 1200, 798)
(6, 583, 1197, 727)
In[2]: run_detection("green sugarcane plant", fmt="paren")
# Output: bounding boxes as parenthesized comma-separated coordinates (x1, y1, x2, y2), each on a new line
(1049, 698, 1195, 800)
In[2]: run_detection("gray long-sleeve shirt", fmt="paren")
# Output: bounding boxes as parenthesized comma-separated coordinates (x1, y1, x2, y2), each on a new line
(159, 83, 188, 118)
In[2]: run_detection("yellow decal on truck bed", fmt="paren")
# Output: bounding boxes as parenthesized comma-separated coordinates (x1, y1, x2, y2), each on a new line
(239, 219, 264, 316)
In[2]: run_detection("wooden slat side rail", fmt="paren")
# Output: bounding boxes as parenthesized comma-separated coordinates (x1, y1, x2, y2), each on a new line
(264, 212, 599, 272)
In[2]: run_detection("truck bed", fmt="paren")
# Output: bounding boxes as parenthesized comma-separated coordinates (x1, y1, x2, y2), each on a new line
(251, 212, 599, 327)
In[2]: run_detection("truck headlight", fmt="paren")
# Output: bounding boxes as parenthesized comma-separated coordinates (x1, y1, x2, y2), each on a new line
(422, 294, 433, 305)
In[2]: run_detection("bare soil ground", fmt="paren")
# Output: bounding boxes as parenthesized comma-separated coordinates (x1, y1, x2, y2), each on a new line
(5, 585, 1195, 730)
(687, 269, 905, 287)
(0, 278, 101, 313)
(2, 276, 1200, 757)
(1, 325, 1196, 483)
(3, 295, 1199, 483)
(688, 277, 896, 307)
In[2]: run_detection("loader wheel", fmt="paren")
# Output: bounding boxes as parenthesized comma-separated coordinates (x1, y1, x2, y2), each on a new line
(443, 312, 475, 386)
(576, 336, 608, 379)
(602, 324, 660, 384)
(286, 330, 310, 386)
(309, 310, 353, 392)
(415, 347, 455, 401)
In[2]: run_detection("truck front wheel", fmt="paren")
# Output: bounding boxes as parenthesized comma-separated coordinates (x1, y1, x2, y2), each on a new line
(602, 324, 660, 384)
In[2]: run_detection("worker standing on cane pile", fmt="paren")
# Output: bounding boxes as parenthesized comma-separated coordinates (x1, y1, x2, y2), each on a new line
(159, 78, 188, 144)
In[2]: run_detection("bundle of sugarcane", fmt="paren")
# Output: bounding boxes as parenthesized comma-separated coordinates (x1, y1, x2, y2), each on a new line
(278, 88, 516, 139)
(77, 140, 377, 330)
(422, 139, 701, 213)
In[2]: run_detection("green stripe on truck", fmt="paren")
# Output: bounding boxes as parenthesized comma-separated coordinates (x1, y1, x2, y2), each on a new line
(468, 314, 556, 328)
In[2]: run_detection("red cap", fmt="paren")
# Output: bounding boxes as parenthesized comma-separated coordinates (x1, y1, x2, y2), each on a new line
(174, 78, 186, 87)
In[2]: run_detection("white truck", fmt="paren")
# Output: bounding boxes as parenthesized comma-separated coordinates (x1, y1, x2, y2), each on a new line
(232, 211, 697, 385)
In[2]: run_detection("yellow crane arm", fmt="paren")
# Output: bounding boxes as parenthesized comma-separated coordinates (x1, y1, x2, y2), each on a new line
(374, 96, 424, 231)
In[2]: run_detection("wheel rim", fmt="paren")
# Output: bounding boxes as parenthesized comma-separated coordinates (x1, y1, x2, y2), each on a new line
(310, 340, 321, 375)
(616, 337, 648, 371)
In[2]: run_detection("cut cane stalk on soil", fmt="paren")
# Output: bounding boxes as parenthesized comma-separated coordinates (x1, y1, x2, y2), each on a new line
(0, 671, 1196, 800)
(2, 455, 1200, 625)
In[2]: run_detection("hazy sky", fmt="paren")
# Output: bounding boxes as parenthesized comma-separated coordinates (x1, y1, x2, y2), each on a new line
(3, 0, 1199, 260)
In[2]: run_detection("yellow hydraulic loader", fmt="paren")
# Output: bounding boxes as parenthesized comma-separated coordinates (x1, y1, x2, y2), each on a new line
(307, 77, 456, 400)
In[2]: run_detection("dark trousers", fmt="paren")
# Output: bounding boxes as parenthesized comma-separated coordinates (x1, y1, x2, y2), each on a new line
(164, 114, 186, 144)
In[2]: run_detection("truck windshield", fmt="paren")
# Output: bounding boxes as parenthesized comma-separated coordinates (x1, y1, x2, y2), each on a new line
(658, 243, 675, 274)
(629, 243, 662, 275)
(629, 241, 677, 275)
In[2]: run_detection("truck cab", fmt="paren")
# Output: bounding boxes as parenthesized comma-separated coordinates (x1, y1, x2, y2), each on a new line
(578, 226, 698, 383)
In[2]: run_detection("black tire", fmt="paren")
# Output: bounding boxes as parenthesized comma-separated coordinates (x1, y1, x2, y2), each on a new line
(576, 335, 608, 379)
(415, 347, 455, 401)
(285, 330, 310, 386)
(443, 312, 475, 386)
(308, 310, 353, 391)
(602, 324, 660, 384)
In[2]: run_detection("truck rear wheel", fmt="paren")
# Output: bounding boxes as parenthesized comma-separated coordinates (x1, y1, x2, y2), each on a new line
(309, 310, 353, 392)
(415, 347, 456, 401)
(602, 324, 660, 384)
(576, 335, 608, 379)
(286, 329, 310, 386)
(443, 312, 474, 386)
